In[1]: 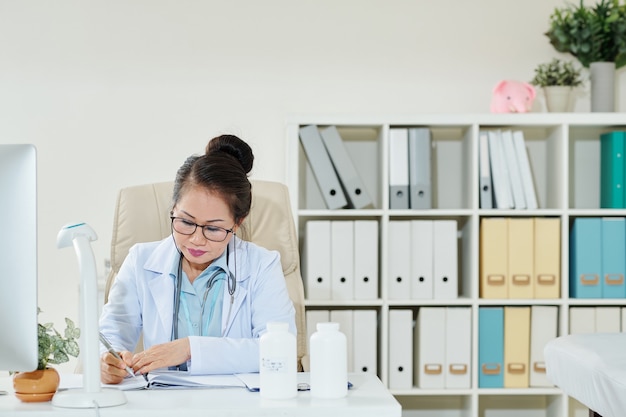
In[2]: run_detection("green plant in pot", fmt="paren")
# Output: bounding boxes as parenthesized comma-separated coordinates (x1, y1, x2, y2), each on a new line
(530, 58, 583, 111)
(12, 309, 80, 402)
(544, 0, 626, 111)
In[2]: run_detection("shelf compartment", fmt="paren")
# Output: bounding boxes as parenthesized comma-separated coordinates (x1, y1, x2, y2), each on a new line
(478, 393, 563, 417)
(569, 124, 626, 209)
(396, 394, 473, 417)
(297, 124, 382, 210)
(478, 124, 565, 211)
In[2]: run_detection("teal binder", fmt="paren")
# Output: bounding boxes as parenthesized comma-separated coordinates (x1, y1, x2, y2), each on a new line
(569, 218, 602, 298)
(601, 217, 626, 298)
(478, 307, 504, 388)
(600, 131, 625, 208)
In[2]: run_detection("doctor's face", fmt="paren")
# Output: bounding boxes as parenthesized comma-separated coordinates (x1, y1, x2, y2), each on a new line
(170, 185, 236, 270)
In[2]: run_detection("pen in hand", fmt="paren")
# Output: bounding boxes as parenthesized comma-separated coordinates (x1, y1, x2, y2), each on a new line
(99, 332, 136, 378)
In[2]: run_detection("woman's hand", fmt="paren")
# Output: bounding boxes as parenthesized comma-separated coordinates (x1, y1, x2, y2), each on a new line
(131, 338, 191, 375)
(100, 350, 134, 384)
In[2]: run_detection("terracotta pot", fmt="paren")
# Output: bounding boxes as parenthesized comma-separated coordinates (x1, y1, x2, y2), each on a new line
(12, 368, 60, 402)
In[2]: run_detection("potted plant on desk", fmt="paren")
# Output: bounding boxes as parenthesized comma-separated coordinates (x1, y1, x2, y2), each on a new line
(544, 0, 626, 111)
(12, 309, 80, 402)
(530, 58, 583, 112)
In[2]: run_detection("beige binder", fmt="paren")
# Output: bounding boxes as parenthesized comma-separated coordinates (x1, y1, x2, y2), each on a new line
(504, 306, 530, 388)
(507, 218, 534, 299)
(533, 218, 561, 298)
(480, 218, 508, 298)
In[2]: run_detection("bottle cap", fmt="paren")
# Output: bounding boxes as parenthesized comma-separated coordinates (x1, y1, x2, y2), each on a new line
(266, 322, 289, 332)
(316, 322, 340, 331)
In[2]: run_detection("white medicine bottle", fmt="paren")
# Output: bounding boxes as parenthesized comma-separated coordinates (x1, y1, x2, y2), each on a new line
(259, 321, 297, 399)
(310, 322, 348, 398)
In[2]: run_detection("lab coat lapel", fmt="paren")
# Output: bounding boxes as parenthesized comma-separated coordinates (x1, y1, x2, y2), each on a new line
(148, 274, 175, 338)
(222, 285, 248, 335)
(143, 239, 178, 340)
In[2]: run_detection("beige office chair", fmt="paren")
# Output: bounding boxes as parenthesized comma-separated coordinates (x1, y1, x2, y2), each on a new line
(104, 180, 307, 371)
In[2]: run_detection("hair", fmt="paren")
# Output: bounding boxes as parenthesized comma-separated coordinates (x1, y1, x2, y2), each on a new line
(172, 134, 254, 225)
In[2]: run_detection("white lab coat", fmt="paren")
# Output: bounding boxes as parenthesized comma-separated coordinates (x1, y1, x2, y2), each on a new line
(99, 236, 296, 375)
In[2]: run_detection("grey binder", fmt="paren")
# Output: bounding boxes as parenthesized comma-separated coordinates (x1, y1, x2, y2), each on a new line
(408, 127, 432, 209)
(299, 125, 348, 209)
(478, 131, 493, 209)
(389, 128, 410, 209)
(320, 125, 373, 209)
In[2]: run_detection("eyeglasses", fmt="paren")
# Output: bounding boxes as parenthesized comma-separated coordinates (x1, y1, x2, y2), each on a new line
(170, 217, 234, 242)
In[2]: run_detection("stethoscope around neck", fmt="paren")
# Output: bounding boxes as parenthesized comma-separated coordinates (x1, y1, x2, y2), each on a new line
(170, 237, 237, 342)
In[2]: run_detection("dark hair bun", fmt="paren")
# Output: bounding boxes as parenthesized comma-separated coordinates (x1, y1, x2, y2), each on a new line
(205, 134, 254, 174)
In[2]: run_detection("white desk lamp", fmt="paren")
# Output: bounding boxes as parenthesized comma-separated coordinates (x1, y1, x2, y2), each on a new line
(51, 222, 127, 408)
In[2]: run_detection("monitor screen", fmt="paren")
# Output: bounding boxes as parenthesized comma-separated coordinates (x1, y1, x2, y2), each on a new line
(0, 144, 38, 372)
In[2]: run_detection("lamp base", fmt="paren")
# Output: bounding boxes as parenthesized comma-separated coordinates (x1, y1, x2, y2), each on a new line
(51, 388, 127, 408)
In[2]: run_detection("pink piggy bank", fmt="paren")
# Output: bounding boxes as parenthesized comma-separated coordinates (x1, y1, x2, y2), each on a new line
(490, 80, 536, 113)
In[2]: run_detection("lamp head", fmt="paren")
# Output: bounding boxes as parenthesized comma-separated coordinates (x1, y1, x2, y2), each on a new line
(57, 222, 98, 248)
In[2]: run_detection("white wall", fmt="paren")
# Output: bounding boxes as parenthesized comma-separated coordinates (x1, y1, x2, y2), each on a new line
(1, 0, 624, 372)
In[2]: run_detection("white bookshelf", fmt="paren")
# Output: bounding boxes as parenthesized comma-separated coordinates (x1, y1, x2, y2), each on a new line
(286, 113, 626, 417)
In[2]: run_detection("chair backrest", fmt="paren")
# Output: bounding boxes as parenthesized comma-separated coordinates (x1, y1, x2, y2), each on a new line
(104, 180, 307, 370)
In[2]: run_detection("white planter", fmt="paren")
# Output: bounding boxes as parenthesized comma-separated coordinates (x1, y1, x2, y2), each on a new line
(543, 86, 573, 112)
(590, 62, 615, 112)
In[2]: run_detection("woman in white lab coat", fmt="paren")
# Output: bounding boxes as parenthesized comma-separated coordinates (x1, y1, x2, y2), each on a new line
(99, 135, 296, 384)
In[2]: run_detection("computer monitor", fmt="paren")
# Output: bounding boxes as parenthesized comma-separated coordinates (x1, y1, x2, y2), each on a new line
(0, 144, 38, 372)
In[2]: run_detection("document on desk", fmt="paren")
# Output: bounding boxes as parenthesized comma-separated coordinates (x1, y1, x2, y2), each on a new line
(121, 371, 245, 390)
(60, 371, 246, 391)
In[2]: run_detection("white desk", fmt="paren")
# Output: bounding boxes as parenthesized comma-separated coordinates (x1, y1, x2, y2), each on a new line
(0, 373, 401, 417)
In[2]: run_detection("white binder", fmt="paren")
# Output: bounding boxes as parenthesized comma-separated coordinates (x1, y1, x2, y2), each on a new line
(410, 220, 433, 299)
(445, 307, 471, 389)
(529, 306, 557, 387)
(569, 307, 596, 334)
(416, 307, 446, 388)
(407, 127, 432, 209)
(501, 129, 527, 209)
(513, 130, 538, 209)
(352, 309, 378, 375)
(330, 309, 354, 372)
(479, 131, 493, 209)
(388, 221, 412, 300)
(622, 307, 626, 332)
(488, 130, 514, 209)
(595, 307, 621, 333)
(305, 309, 329, 354)
(433, 220, 458, 299)
(353, 220, 379, 300)
(330, 220, 354, 301)
(388, 309, 414, 389)
(319, 125, 373, 209)
(389, 128, 410, 209)
(303, 220, 331, 300)
(298, 125, 348, 210)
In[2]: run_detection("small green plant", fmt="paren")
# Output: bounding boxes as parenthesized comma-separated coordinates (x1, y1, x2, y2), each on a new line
(12, 308, 80, 373)
(545, 0, 626, 69)
(530, 58, 584, 87)
(37, 309, 80, 370)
